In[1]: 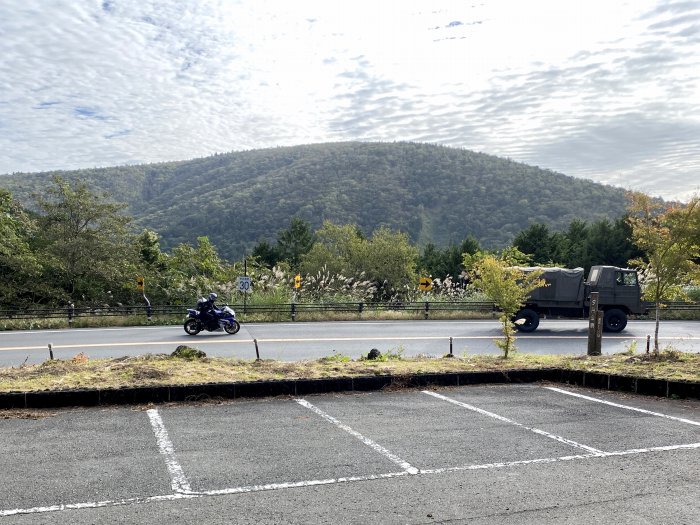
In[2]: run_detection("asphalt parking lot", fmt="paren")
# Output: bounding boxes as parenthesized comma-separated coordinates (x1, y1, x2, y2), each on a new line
(1, 384, 699, 524)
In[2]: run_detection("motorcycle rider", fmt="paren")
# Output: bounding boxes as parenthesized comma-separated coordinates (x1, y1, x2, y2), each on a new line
(199, 292, 219, 326)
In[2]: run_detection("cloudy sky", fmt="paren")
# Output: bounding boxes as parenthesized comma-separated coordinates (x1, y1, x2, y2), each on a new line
(1, 0, 699, 200)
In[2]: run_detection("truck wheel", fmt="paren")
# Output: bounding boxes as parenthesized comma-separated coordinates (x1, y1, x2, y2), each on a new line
(514, 309, 539, 332)
(603, 309, 627, 332)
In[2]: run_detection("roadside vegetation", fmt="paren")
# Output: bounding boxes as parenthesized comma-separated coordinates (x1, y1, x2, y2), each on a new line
(1, 178, 698, 368)
(3, 177, 690, 313)
(1, 349, 698, 394)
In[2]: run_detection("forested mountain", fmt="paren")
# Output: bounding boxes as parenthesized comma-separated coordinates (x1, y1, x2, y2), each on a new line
(0, 142, 628, 259)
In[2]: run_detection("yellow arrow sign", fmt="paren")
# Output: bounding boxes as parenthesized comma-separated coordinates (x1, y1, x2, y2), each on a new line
(419, 277, 433, 291)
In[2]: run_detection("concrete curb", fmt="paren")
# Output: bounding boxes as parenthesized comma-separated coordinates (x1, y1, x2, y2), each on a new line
(1, 368, 698, 409)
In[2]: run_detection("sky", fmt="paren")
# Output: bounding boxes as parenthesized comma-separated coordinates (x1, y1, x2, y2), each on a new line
(1, 0, 699, 201)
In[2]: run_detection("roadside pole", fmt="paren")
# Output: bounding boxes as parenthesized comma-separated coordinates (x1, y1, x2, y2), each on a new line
(137, 277, 152, 321)
(587, 292, 602, 356)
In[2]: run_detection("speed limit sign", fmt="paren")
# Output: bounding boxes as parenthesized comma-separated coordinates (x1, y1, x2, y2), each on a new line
(237, 276, 252, 293)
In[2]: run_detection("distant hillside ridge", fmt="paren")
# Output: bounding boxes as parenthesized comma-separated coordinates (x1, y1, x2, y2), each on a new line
(0, 141, 628, 259)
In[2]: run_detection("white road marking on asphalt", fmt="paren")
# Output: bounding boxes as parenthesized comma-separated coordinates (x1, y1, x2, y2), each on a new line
(420, 441, 700, 475)
(295, 398, 419, 474)
(546, 387, 700, 427)
(200, 471, 411, 496)
(0, 493, 197, 517)
(422, 390, 604, 454)
(0, 326, 171, 336)
(3, 442, 698, 517)
(146, 409, 192, 493)
(0, 340, 255, 351)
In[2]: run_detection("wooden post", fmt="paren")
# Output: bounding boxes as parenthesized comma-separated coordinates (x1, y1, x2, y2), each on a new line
(587, 292, 602, 356)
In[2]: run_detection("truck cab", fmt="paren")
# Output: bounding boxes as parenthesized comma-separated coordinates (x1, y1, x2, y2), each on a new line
(586, 266, 645, 317)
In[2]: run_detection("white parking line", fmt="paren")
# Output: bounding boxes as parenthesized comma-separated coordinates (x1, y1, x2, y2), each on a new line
(200, 471, 411, 496)
(3, 441, 697, 518)
(147, 409, 192, 493)
(295, 398, 419, 474)
(545, 387, 700, 427)
(0, 493, 197, 517)
(422, 390, 604, 454)
(420, 441, 700, 475)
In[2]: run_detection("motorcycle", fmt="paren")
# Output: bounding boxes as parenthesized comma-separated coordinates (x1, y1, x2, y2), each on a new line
(184, 301, 241, 335)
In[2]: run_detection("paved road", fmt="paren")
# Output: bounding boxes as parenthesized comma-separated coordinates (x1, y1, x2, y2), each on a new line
(1, 384, 698, 523)
(0, 319, 699, 366)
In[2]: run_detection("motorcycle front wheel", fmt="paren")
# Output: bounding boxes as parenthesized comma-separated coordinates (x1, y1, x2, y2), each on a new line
(184, 319, 202, 335)
(224, 320, 241, 335)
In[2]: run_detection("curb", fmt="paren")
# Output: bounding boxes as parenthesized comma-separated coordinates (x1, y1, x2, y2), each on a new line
(1, 369, 698, 409)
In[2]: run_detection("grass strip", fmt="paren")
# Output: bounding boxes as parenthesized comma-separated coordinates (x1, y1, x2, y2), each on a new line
(1, 350, 698, 393)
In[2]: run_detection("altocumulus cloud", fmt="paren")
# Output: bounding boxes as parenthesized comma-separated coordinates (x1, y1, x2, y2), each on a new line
(0, 0, 698, 200)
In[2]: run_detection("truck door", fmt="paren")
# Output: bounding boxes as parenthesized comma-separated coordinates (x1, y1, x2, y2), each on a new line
(614, 270, 641, 310)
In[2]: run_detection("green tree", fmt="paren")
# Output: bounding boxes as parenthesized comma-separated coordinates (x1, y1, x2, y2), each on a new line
(513, 224, 557, 264)
(0, 190, 42, 307)
(159, 236, 238, 304)
(35, 177, 136, 304)
(276, 217, 315, 269)
(559, 219, 589, 268)
(418, 236, 480, 280)
(358, 226, 418, 299)
(137, 229, 165, 268)
(466, 249, 544, 358)
(301, 222, 362, 277)
(627, 193, 700, 354)
(129, 229, 171, 304)
(301, 221, 418, 300)
(251, 240, 280, 268)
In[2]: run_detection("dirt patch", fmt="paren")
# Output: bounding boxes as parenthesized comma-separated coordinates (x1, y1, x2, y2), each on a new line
(0, 409, 56, 420)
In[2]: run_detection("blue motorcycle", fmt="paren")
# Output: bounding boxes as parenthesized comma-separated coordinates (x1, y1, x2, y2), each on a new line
(184, 302, 240, 335)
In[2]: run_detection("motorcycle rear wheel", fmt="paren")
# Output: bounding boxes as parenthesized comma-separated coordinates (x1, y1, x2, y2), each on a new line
(224, 320, 241, 335)
(184, 319, 202, 335)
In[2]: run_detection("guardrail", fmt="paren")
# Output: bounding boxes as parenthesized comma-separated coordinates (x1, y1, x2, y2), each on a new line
(0, 301, 697, 324)
(0, 301, 497, 323)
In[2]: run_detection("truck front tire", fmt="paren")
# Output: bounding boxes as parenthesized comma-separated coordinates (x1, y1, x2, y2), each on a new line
(603, 309, 627, 332)
(514, 308, 539, 332)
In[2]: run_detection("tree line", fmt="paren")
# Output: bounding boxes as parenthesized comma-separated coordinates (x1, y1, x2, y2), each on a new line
(0, 142, 629, 260)
(1, 177, 697, 311)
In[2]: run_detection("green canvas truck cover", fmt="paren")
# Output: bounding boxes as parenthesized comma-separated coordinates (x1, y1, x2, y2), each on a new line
(520, 267, 585, 302)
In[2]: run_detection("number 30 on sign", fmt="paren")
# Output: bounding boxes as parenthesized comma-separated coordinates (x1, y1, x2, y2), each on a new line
(237, 276, 252, 293)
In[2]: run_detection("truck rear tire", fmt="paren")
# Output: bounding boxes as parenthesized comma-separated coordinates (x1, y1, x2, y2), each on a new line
(514, 308, 539, 332)
(603, 309, 627, 332)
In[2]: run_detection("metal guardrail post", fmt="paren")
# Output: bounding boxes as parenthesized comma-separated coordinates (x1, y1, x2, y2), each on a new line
(424, 301, 429, 320)
(291, 303, 296, 321)
(358, 302, 364, 314)
(67, 303, 74, 328)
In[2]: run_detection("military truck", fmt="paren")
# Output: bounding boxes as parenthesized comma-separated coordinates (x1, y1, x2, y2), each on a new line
(514, 266, 645, 333)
